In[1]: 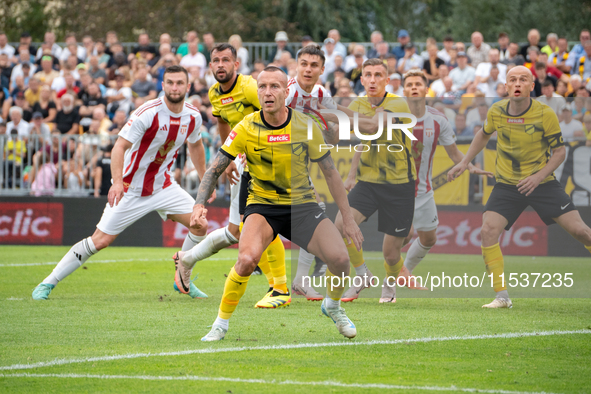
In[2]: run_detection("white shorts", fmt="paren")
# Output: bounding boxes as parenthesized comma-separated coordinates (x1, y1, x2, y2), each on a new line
(97, 183, 195, 235)
(413, 192, 439, 232)
(229, 156, 245, 226)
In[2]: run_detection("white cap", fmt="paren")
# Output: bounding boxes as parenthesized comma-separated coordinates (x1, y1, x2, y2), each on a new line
(275, 31, 289, 42)
(389, 73, 401, 80)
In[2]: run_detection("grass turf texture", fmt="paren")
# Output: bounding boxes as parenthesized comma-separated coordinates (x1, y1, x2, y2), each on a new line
(0, 246, 590, 393)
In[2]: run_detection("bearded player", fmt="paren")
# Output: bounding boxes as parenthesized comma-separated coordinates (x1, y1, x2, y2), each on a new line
(173, 43, 290, 308)
(448, 66, 591, 308)
(33, 65, 211, 300)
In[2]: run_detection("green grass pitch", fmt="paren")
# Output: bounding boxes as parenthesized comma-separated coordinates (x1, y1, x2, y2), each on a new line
(0, 245, 590, 393)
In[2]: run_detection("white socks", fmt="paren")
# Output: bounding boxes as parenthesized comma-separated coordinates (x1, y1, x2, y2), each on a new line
(182, 226, 238, 268)
(43, 237, 98, 286)
(182, 232, 206, 252)
(295, 249, 315, 280)
(404, 238, 432, 273)
(325, 297, 340, 309)
(354, 262, 369, 276)
(214, 316, 229, 330)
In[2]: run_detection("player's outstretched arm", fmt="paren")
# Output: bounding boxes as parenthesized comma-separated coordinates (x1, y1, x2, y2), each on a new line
(191, 153, 232, 229)
(318, 154, 363, 251)
(188, 139, 216, 203)
(444, 143, 494, 178)
(108, 137, 132, 207)
(447, 127, 492, 182)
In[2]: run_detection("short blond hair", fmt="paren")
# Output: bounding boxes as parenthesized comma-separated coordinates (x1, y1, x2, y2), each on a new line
(402, 69, 427, 86)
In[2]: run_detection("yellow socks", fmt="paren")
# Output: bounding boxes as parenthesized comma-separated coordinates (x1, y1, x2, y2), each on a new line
(326, 269, 346, 300)
(384, 258, 403, 279)
(267, 235, 287, 294)
(257, 249, 274, 288)
(344, 237, 365, 267)
(482, 243, 506, 292)
(218, 267, 250, 320)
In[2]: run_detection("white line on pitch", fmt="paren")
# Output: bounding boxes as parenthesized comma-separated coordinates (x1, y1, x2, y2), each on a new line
(0, 372, 562, 394)
(1, 330, 588, 372)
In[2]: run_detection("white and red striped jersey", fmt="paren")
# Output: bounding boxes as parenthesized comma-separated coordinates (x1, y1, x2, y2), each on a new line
(285, 77, 337, 111)
(119, 98, 202, 197)
(411, 106, 456, 197)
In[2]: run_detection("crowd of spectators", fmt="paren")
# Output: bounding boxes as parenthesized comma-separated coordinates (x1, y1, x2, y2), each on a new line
(1, 27, 590, 197)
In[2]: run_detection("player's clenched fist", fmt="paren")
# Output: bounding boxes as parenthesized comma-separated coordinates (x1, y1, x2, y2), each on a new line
(190, 204, 209, 230)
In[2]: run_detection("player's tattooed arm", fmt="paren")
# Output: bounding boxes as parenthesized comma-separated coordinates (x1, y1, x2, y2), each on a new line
(194, 153, 232, 205)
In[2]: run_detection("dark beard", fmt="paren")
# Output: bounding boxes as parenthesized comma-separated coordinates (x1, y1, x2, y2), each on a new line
(214, 69, 234, 84)
(165, 92, 185, 104)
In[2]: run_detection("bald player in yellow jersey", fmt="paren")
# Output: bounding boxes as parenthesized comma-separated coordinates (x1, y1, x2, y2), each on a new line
(173, 44, 289, 308)
(194, 66, 363, 341)
(448, 66, 591, 308)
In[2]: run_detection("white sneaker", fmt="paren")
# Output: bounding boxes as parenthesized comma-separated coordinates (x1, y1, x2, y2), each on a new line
(482, 297, 513, 309)
(321, 299, 357, 339)
(379, 276, 397, 303)
(291, 280, 323, 301)
(201, 325, 227, 341)
(341, 271, 377, 302)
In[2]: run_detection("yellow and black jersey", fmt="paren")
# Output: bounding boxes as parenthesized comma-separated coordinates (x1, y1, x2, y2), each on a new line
(209, 74, 260, 129)
(348, 92, 416, 185)
(483, 99, 564, 185)
(220, 108, 328, 206)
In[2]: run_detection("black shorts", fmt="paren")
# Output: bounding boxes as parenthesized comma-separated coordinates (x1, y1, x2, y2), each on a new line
(347, 180, 415, 237)
(243, 203, 328, 252)
(485, 180, 575, 230)
(238, 172, 251, 216)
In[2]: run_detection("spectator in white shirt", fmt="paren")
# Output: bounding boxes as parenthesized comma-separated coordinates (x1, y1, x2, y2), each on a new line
(60, 33, 86, 64)
(229, 34, 250, 75)
(106, 70, 133, 115)
(322, 38, 339, 83)
(397, 43, 424, 73)
(0, 33, 15, 59)
(437, 36, 454, 65)
(344, 44, 367, 73)
(559, 104, 585, 142)
(36, 32, 63, 60)
(180, 41, 207, 78)
(536, 79, 566, 115)
(386, 73, 404, 96)
(10, 47, 37, 87)
(449, 51, 475, 93)
(322, 29, 347, 59)
(6, 106, 30, 138)
(473, 49, 507, 95)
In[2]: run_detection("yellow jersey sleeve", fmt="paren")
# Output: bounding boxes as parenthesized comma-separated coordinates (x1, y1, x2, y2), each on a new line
(542, 109, 564, 149)
(219, 121, 247, 160)
(483, 106, 498, 135)
(244, 76, 261, 111)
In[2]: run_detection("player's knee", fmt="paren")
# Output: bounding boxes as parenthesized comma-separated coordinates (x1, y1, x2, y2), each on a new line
(91, 236, 112, 251)
(480, 222, 502, 244)
(236, 251, 260, 273)
(573, 224, 591, 244)
(420, 233, 437, 248)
